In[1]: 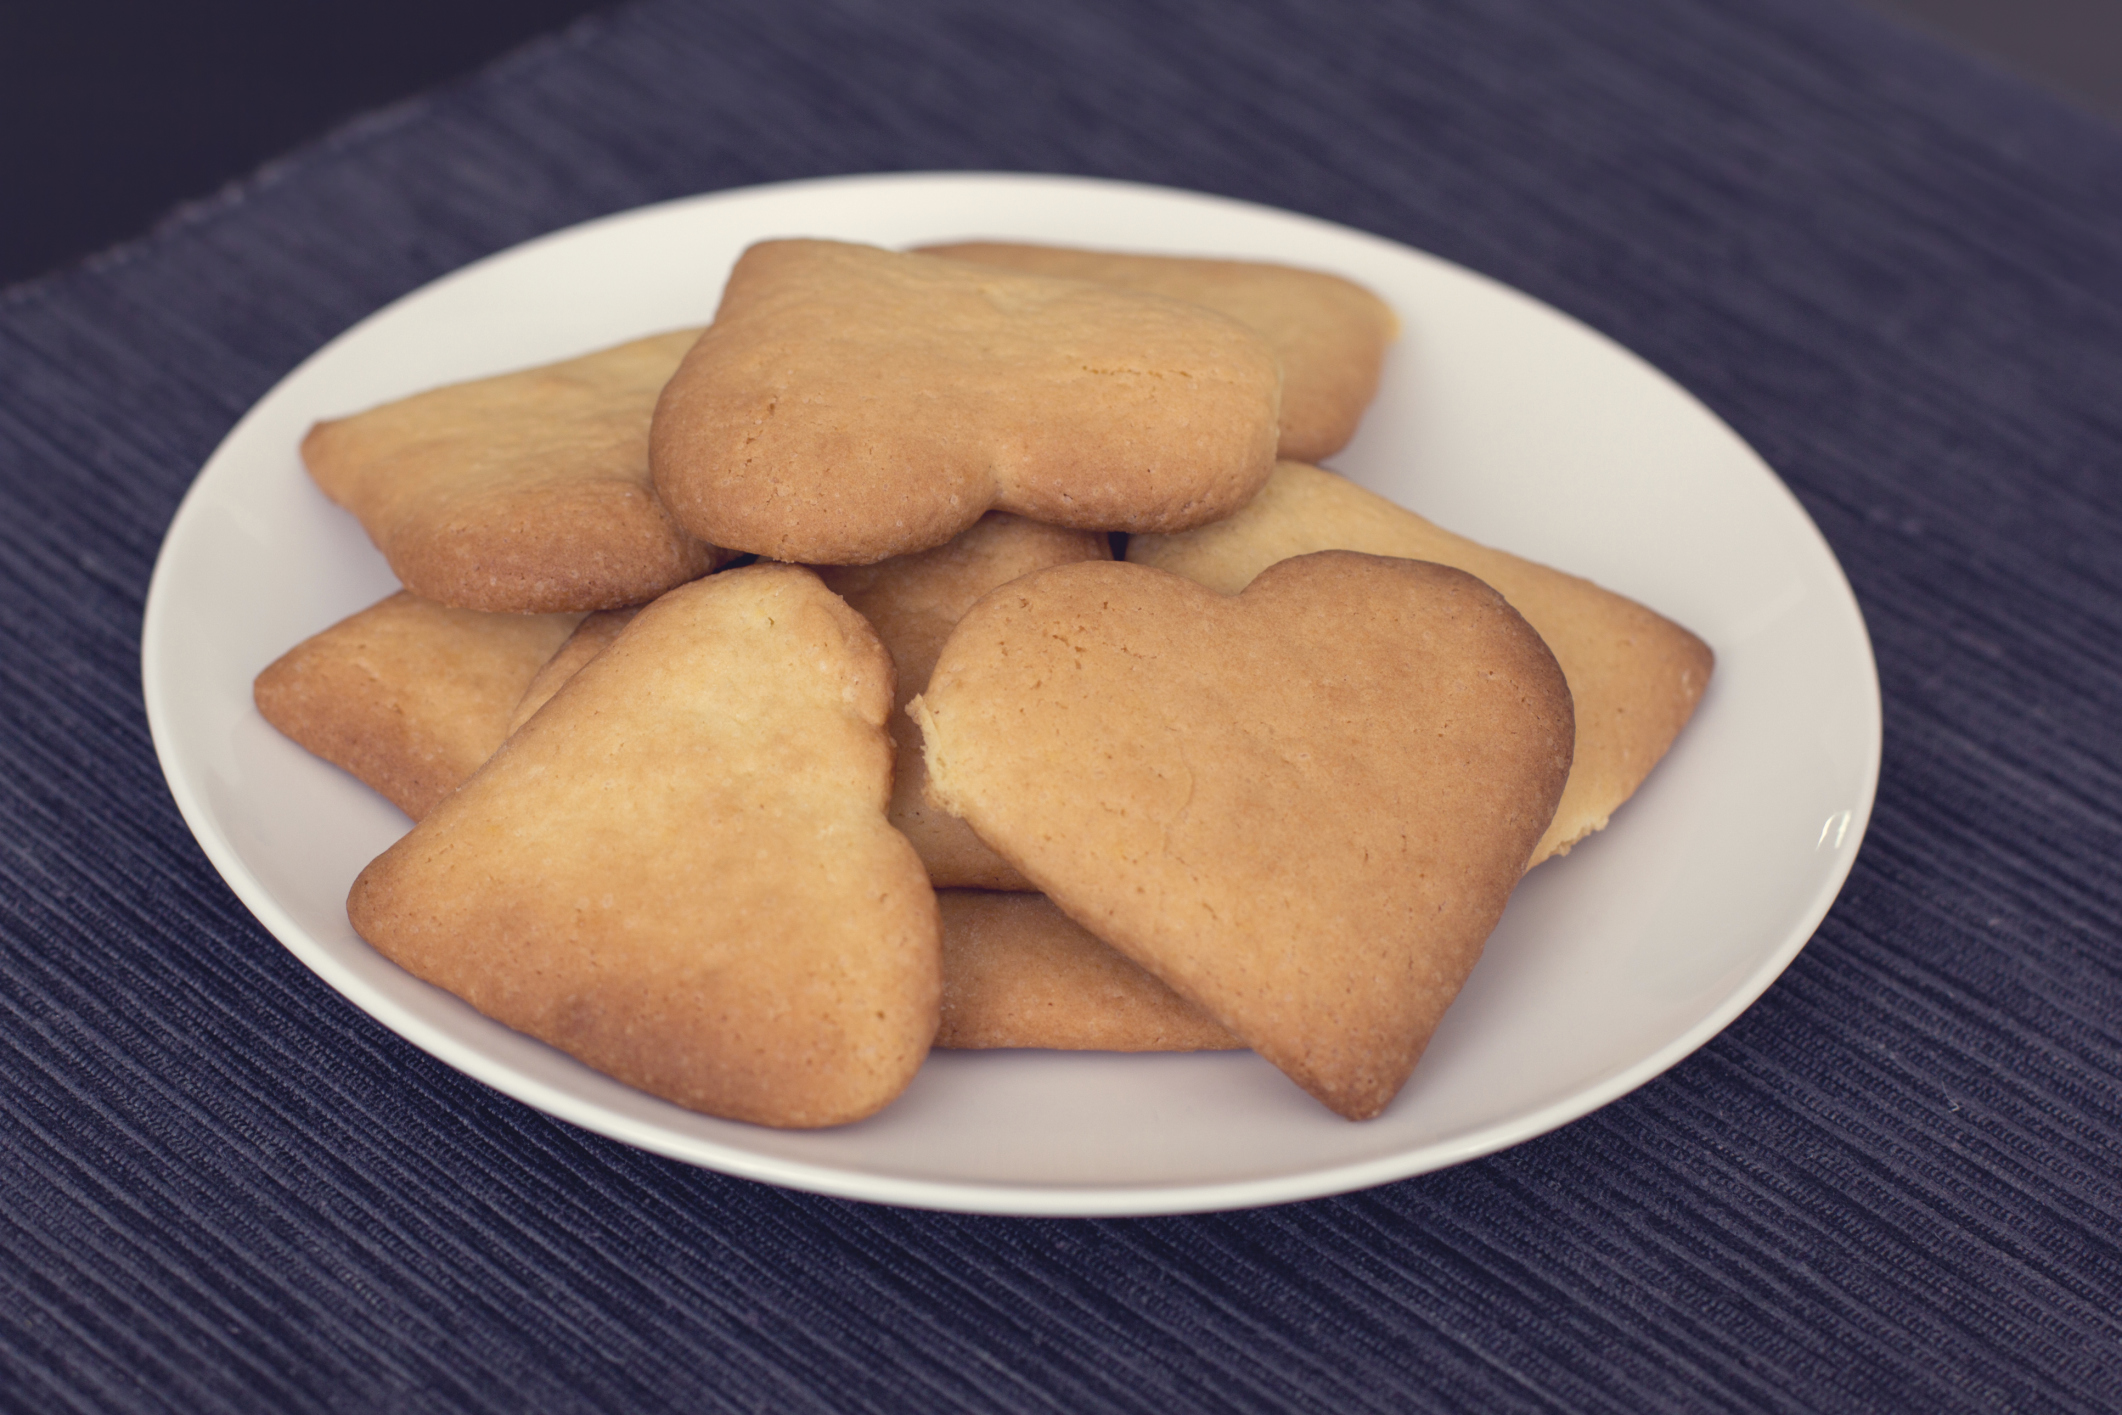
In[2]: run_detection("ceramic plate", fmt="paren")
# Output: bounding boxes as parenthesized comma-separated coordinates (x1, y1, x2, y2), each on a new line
(141, 172, 1880, 1215)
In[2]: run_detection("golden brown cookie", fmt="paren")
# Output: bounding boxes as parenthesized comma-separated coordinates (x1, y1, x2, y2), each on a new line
(918, 241, 1396, 462)
(348, 564, 940, 1129)
(1128, 461, 1713, 864)
(507, 606, 642, 734)
(254, 591, 583, 820)
(650, 240, 1282, 564)
(814, 513, 1109, 889)
(304, 329, 730, 613)
(910, 553, 1573, 1120)
(937, 891, 1239, 1051)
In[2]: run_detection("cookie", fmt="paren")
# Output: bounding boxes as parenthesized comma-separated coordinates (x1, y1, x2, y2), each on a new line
(507, 606, 641, 734)
(304, 329, 730, 613)
(936, 891, 1238, 1051)
(815, 513, 1109, 889)
(910, 553, 1573, 1119)
(254, 591, 583, 820)
(919, 241, 1397, 462)
(1128, 461, 1713, 864)
(650, 240, 1282, 564)
(347, 564, 940, 1129)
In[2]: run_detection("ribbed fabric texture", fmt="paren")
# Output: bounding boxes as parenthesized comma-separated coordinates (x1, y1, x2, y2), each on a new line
(2, 0, 2119, 1409)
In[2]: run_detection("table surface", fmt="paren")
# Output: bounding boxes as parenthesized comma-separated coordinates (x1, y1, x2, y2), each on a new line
(3, 0, 2119, 1410)
(0, 0, 618, 288)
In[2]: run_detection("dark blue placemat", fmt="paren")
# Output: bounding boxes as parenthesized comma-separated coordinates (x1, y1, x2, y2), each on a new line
(3, 0, 2119, 1410)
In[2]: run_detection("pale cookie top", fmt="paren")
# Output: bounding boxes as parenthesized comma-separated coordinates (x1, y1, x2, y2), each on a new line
(911, 553, 1573, 1120)
(919, 241, 1397, 463)
(347, 564, 940, 1130)
(650, 240, 1282, 564)
(815, 512, 1109, 890)
(254, 591, 583, 820)
(1129, 461, 1713, 865)
(304, 329, 728, 613)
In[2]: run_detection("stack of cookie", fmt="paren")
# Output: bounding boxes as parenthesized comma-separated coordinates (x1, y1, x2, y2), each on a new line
(258, 237, 1710, 1127)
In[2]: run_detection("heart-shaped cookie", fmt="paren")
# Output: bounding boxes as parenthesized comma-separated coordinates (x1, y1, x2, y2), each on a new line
(916, 242, 1398, 463)
(910, 552, 1573, 1119)
(254, 591, 584, 820)
(1130, 461, 1714, 866)
(650, 240, 1282, 564)
(937, 890, 1239, 1052)
(305, 329, 729, 612)
(349, 564, 940, 1129)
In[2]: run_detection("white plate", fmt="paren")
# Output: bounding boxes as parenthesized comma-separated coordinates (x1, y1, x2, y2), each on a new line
(141, 172, 1880, 1216)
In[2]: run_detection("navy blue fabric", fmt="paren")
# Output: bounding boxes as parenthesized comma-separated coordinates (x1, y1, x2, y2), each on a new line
(3, 0, 2120, 1409)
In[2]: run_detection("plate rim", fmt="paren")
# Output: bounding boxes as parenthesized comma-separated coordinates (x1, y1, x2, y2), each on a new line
(141, 170, 1883, 1216)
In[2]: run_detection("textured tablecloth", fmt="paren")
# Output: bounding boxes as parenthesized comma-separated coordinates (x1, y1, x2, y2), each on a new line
(3, 0, 2119, 1409)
